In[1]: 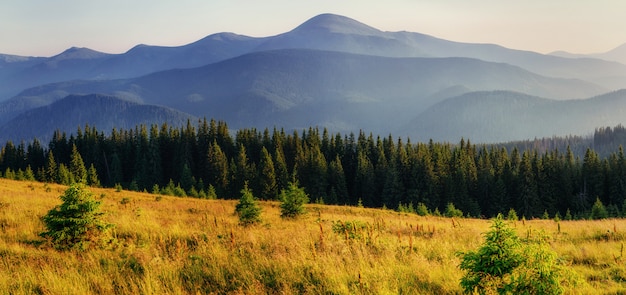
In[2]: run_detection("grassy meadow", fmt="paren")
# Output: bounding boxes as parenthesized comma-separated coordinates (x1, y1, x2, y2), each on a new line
(1, 178, 626, 294)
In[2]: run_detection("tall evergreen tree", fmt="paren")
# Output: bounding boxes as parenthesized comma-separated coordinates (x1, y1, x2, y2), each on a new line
(87, 164, 100, 187)
(207, 141, 229, 198)
(354, 150, 375, 206)
(273, 140, 289, 193)
(69, 145, 87, 184)
(45, 151, 58, 183)
(257, 147, 277, 200)
(327, 155, 348, 205)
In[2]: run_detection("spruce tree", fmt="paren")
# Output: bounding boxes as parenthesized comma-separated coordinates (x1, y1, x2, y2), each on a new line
(69, 145, 87, 184)
(258, 147, 277, 200)
(235, 183, 261, 226)
(57, 164, 73, 185)
(45, 151, 57, 183)
(591, 197, 608, 219)
(207, 141, 229, 198)
(87, 164, 100, 187)
(40, 184, 113, 250)
(279, 181, 309, 219)
(273, 142, 289, 193)
(327, 155, 348, 204)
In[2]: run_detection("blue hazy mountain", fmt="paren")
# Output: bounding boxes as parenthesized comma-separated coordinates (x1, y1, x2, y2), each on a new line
(551, 42, 626, 66)
(404, 90, 626, 143)
(2, 13, 624, 102)
(0, 49, 605, 141)
(0, 94, 195, 143)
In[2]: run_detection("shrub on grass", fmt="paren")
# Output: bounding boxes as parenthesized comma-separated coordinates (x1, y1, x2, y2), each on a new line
(444, 203, 463, 218)
(235, 183, 261, 226)
(279, 182, 309, 219)
(507, 208, 519, 221)
(458, 214, 567, 294)
(590, 197, 608, 220)
(40, 183, 114, 250)
(416, 202, 430, 216)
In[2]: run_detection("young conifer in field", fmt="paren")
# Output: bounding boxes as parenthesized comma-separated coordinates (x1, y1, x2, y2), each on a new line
(40, 183, 114, 250)
(458, 214, 523, 294)
(279, 181, 309, 219)
(458, 214, 567, 294)
(235, 182, 261, 226)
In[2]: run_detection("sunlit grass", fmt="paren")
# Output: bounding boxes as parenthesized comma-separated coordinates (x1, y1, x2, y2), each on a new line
(0, 178, 625, 293)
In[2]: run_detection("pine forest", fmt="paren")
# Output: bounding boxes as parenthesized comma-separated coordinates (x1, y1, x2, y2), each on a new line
(2, 118, 626, 220)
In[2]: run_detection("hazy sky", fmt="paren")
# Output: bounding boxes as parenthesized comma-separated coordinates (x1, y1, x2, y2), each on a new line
(2, 0, 625, 57)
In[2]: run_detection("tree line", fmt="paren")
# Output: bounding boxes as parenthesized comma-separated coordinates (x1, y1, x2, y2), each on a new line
(1, 118, 626, 219)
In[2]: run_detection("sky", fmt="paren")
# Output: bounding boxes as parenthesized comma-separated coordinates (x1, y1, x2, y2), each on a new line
(1, 0, 625, 57)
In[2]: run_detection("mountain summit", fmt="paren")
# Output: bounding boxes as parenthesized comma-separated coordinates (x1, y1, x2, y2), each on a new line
(290, 13, 383, 36)
(49, 47, 111, 62)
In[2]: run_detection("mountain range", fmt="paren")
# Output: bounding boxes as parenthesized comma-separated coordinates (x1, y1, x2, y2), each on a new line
(1, 13, 625, 144)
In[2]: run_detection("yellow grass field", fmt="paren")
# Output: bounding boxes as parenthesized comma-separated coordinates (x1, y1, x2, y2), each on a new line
(1, 178, 626, 294)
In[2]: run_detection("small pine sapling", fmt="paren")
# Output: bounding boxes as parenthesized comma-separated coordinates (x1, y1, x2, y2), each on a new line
(279, 181, 309, 219)
(235, 183, 261, 226)
(40, 183, 114, 250)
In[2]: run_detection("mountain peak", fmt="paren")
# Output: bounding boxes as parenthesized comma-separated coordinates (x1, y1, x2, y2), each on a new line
(293, 13, 382, 36)
(50, 47, 110, 61)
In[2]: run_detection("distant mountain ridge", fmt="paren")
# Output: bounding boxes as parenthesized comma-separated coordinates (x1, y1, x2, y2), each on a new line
(2, 13, 625, 101)
(550, 42, 626, 65)
(404, 90, 626, 143)
(0, 49, 607, 142)
(1, 13, 626, 144)
(0, 94, 195, 143)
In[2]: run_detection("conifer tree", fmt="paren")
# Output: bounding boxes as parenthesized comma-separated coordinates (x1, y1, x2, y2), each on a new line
(273, 141, 289, 193)
(590, 197, 608, 219)
(69, 144, 87, 184)
(45, 151, 57, 183)
(87, 164, 100, 187)
(233, 144, 253, 196)
(258, 147, 277, 200)
(327, 155, 348, 204)
(207, 141, 229, 198)
(40, 183, 113, 250)
(108, 153, 123, 187)
(57, 163, 73, 185)
(279, 181, 309, 219)
(235, 183, 261, 226)
(355, 150, 375, 206)
(180, 162, 195, 192)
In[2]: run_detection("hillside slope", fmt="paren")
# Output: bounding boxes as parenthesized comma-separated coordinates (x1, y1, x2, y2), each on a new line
(0, 178, 623, 294)
(404, 90, 626, 143)
(0, 94, 195, 143)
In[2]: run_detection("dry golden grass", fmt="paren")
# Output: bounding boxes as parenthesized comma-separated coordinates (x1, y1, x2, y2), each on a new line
(0, 178, 625, 294)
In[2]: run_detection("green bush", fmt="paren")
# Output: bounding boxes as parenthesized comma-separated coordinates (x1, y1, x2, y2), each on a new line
(279, 182, 309, 219)
(507, 208, 519, 221)
(590, 197, 608, 220)
(458, 214, 567, 294)
(40, 183, 114, 250)
(235, 183, 261, 226)
(444, 203, 463, 218)
(416, 202, 430, 216)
